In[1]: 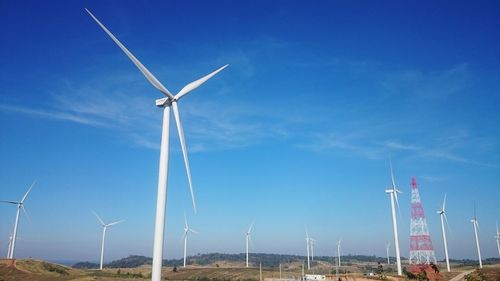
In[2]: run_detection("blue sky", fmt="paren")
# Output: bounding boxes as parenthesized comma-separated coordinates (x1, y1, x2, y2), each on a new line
(1, 0, 499, 263)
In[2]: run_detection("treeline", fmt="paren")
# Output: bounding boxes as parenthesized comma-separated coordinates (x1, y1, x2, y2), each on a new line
(73, 253, 397, 269)
(73, 253, 499, 269)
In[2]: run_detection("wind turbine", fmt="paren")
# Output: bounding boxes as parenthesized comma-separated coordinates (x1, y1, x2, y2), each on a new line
(386, 242, 390, 265)
(6, 233, 13, 258)
(246, 223, 254, 267)
(85, 9, 228, 281)
(183, 215, 198, 267)
(1, 182, 35, 259)
(310, 237, 315, 261)
(437, 193, 451, 272)
(305, 230, 311, 270)
(336, 239, 341, 277)
(495, 222, 500, 258)
(93, 211, 124, 270)
(470, 206, 482, 268)
(385, 162, 402, 275)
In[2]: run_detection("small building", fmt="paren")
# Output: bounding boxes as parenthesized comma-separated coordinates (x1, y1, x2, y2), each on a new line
(305, 274, 326, 281)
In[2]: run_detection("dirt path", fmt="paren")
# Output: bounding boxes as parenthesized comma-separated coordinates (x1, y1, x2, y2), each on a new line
(449, 269, 474, 281)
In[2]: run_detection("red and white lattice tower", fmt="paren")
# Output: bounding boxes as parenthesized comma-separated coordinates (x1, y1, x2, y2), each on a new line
(409, 177, 437, 265)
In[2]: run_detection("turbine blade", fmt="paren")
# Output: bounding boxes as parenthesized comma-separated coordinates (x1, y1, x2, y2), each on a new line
(92, 211, 106, 226)
(389, 160, 396, 188)
(443, 193, 447, 211)
(248, 222, 254, 234)
(21, 181, 36, 203)
(443, 213, 451, 233)
(85, 8, 174, 98)
(0, 200, 19, 205)
(174, 64, 229, 100)
(172, 101, 197, 213)
(189, 228, 199, 234)
(184, 213, 189, 229)
(107, 219, 124, 227)
(21, 205, 31, 224)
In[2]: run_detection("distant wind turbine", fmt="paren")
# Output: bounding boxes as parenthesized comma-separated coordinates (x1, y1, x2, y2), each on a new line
(385, 162, 402, 275)
(246, 223, 254, 267)
(93, 211, 124, 270)
(1, 181, 35, 259)
(437, 193, 451, 272)
(85, 9, 228, 281)
(495, 222, 500, 258)
(386, 242, 390, 265)
(183, 215, 198, 267)
(305, 230, 311, 270)
(470, 205, 482, 268)
(6, 233, 13, 258)
(336, 239, 341, 277)
(310, 238, 315, 261)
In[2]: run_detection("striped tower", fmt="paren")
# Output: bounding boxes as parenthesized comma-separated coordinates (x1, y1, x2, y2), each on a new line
(409, 177, 437, 264)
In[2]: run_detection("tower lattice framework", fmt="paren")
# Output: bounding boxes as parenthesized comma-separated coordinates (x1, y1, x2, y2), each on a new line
(409, 177, 437, 265)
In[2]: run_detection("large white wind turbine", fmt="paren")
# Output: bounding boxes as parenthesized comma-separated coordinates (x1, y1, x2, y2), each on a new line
(183, 215, 198, 267)
(246, 223, 254, 268)
(1, 182, 35, 259)
(305, 230, 311, 270)
(85, 9, 228, 281)
(495, 222, 500, 258)
(93, 212, 124, 270)
(437, 193, 451, 272)
(470, 206, 482, 268)
(385, 162, 402, 275)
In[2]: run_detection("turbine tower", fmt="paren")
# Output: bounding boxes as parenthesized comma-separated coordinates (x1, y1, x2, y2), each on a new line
(495, 222, 500, 258)
(409, 177, 436, 265)
(94, 212, 124, 270)
(183, 215, 198, 267)
(305, 231, 311, 270)
(1, 182, 35, 259)
(386, 242, 390, 265)
(470, 206, 482, 268)
(385, 163, 402, 275)
(85, 9, 228, 281)
(246, 223, 254, 267)
(437, 194, 450, 272)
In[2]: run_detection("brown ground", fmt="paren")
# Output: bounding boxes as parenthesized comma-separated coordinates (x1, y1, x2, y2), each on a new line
(0, 259, 498, 281)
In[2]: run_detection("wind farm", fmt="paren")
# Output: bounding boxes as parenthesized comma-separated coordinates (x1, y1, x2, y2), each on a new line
(1, 2, 500, 281)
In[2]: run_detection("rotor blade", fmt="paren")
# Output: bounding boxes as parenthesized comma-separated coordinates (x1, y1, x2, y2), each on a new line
(21, 205, 31, 224)
(394, 190, 402, 218)
(389, 160, 396, 188)
(172, 101, 197, 213)
(248, 222, 254, 234)
(0, 200, 19, 205)
(175, 64, 229, 100)
(92, 211, 106, 226)
(107, 219, 124, 227)
(85, 8, 174, 98)
(21, 181, 36, 203)
(189, 228, 199, 234)
(442, 193, 447, 211)
(443, 213, 451, 233)
(184, 213, 189, 229)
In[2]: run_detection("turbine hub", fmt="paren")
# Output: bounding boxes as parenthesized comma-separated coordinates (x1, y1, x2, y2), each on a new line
(155, 97, 172, 107)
